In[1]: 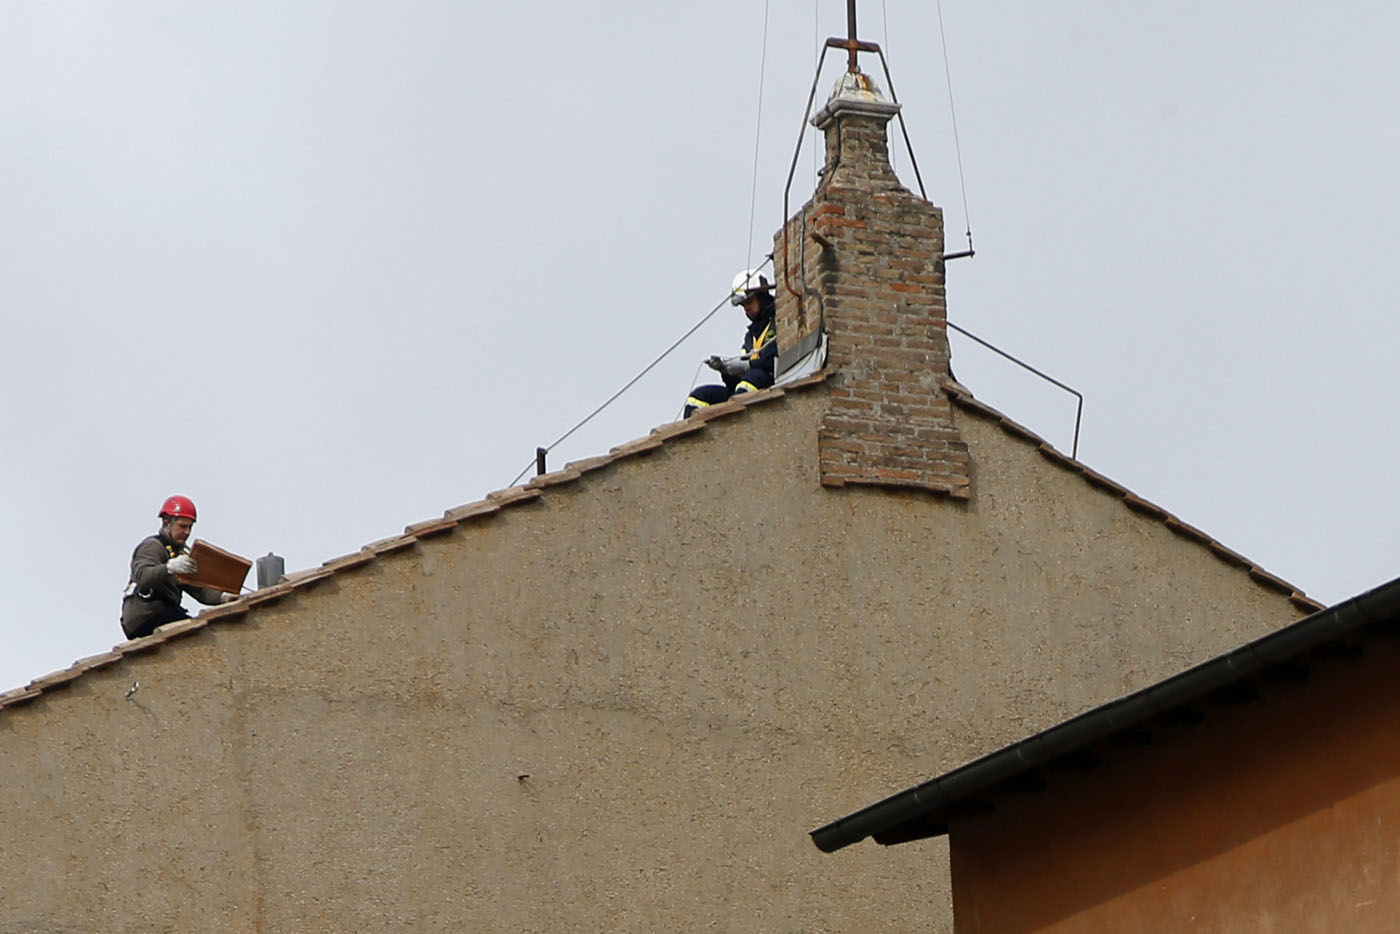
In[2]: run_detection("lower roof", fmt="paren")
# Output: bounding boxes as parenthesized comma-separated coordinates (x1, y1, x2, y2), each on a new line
(811, 574, 1400, 853)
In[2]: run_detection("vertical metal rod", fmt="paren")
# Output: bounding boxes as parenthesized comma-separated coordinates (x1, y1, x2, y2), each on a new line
(535, 447, 548, 476)
(846, 0, 859, 71)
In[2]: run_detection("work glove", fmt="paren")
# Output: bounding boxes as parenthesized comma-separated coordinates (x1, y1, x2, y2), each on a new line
(166, 554, 198, 576)
(721, 355, 751, 378)
(705, 355, 726, 372)
(220, 591, 241, 604)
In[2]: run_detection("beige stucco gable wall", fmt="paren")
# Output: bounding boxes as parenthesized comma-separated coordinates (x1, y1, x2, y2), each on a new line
(0, 387, 1307, 931)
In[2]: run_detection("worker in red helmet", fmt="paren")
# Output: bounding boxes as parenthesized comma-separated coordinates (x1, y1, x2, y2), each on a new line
(120, 495, 238, 639)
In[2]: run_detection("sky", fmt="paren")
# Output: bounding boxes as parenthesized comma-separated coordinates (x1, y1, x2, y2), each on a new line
(3, 2, 1398, 692)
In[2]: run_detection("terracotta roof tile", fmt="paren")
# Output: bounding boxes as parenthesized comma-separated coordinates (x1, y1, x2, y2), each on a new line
(401, 516, 458, 538)
(153, 618, 209, 642)
(1292, 592, 1327, 613)
(28, 666, 87, 691)
(1163, 516, 1213, 545)
(0, 688, 42, 709)
(443, 501, 502, 523)
(321, 550, 377, 573)
(1207, 540, 1253, 570)
(1121, 494, 1170, 521)
(486, 487, 544, 507)
(71, 651, 123, 673)
(198, 602, 251, 623)
(241, 583, 293, 608)
(276, 568, 336, 600)
(1036, 443, 1078, 471)
(649, 417, 711, 441)
(566, 452, 624, 476)
(525, 467, 584, 490)
(116, 631, 170, 656)
(364, 534, 417, 556)
(609, 436, 665, 458)
(1249, 566, 1297, 596)
(1078, 465, 1131, 497)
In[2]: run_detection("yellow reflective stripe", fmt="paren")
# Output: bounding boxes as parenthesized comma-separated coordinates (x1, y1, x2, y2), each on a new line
(686, 397, 711, 409)
(734, 381, 759, 393)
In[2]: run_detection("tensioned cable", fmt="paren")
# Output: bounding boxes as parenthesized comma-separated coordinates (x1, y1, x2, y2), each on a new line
(936, 0, 974, 250)
(812, 0, 820, 185)
(505, 262, 770, 488)
(882, 0, 894, 176)
(745, 0, 771, 265)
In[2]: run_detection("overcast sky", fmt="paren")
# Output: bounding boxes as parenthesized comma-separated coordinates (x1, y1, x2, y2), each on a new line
(3, 2, 1397, 692)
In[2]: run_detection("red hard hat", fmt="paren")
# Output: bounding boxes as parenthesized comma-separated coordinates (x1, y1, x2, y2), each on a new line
(159, 495, 197, 521)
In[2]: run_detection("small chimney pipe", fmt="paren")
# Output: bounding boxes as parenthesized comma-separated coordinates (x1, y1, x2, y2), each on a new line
(256, 553, 285, 589)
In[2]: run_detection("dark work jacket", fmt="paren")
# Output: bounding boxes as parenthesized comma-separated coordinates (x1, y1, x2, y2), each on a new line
(121, 531, 224, 637)
(741, 301, 778, 378)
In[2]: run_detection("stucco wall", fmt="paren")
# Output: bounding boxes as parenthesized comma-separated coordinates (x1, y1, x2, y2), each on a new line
(948, 634, 1400, 933)
(0, 388, 1306, 932)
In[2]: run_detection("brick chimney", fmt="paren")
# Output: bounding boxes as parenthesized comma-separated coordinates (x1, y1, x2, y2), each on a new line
(774, 71, 969, 499)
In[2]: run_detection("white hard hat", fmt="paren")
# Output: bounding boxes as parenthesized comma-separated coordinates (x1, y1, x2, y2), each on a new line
(730, 269, 773, 306)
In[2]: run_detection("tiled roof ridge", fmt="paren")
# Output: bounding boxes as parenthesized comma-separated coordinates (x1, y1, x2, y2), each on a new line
(940, 378, 1324, 616)
(1, 371, 1323, 713)
(0, 376, 824, 712)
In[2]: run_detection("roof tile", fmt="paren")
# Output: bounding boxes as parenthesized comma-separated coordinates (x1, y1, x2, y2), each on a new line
(443, 501, 502, 523)
(1292, 592, 1327, 613)
(154, 618, 209, 642)
(241, 583, 293, 608)
(1079, 468, 1130, 496)
(1163, 517, 1213, 546)
(0, 688, 42, 709)
(71, 651, 123, 673)
(486, 487, 544, 507)
(1207, 540, 1252, 570)
(364, 534, 417, 556)
(1036, 443, 1078, 471)
(609, 436, 664, 458)
(28, 666, 86, 691)
(402, 517, 458, 538)
(116, 632, 171, 656)
(566, 452, 623, 476)
(1249, 566, 1296, 595)
(321, 550, 377, 573)
(198, 602, 251, 623)
(525, 467, 584, 491)
(1122, 494, 1170, 521)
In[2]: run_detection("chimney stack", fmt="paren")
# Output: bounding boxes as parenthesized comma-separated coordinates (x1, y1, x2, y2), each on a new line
(774, 70, 970, 499)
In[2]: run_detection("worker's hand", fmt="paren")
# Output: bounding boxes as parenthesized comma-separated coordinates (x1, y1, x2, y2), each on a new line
(705, 355, 726, 372)
(166, 555, 198, 577)
(722, 356, 751, 378)
(220, 591, 240, 603)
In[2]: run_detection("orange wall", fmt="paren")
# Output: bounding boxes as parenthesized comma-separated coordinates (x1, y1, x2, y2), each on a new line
(950, 637, 1400, 933)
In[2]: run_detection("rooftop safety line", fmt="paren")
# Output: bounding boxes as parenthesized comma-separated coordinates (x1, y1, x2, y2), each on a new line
(508, 261, 774, 487)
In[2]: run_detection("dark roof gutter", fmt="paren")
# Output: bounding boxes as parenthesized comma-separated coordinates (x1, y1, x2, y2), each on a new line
(811, 574, 1400, 853)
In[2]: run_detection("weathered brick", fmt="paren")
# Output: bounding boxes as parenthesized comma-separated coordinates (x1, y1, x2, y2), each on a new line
(772, 72, 970, 499)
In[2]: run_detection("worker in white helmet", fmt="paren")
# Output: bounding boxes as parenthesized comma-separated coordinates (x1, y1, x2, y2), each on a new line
(684, 269, 779, 418)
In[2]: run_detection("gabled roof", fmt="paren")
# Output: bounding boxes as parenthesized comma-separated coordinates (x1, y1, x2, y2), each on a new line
(810, 573, 1400, 854)
(0, 375, 1322, 714)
